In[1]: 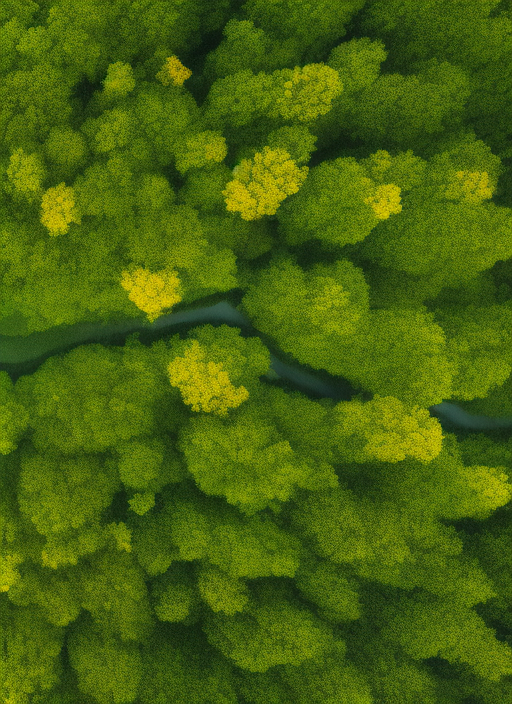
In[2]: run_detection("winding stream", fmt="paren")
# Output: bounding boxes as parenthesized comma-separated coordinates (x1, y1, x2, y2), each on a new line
(2, 298, 512, 433)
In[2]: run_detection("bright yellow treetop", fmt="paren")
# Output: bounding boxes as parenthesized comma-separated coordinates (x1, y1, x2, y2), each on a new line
(167, 339, 249, 417)
(156, 56, 192, 87)
(40, 182, 81, 236)
(222, 146, 308, 220)
(444, 170, 494, 204)
(120, 267, 183, 322)
(364, 183, 402, 220)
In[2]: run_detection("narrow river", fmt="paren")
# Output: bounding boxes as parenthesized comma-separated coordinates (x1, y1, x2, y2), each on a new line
(2, 297, 512, 434)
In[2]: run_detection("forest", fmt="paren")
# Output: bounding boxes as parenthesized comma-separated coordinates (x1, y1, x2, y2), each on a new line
(0, 0, 511, 702)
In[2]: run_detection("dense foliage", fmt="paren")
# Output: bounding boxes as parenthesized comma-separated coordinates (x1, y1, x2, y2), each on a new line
(0, 1, 511, 702)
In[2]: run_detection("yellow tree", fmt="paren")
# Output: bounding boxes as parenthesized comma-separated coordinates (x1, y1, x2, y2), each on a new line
(167, 339, 249, 417)
(156, 56, 192, 87)
(40, 182, 81, 236)
(222, 146, 308, 220)
(364, 182, 402, 219)
(120, 267, 183, 322)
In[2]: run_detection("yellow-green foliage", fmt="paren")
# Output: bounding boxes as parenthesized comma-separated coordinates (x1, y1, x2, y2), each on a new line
(156, 55, 192, 87)
(178, 401, 338, 516)
(443, 169, 494, 204)
(6, 147, 46, 203)
(223, 146, 308, 220)
(174, 130, 228, 174)
(102, 60, 136, 98)
(40, 182, 81, 236)
(360, 148, 427, 191)
(168, 338, 249, 417)
(330, 394, 444, 463)
(241, 254, 370, 372)
(269, 63, 343, 122)
(363, 183, 402, 219)
(44, 125, 87, 175)
(433, 302, 512, 401)
(120, 266, 183, 322)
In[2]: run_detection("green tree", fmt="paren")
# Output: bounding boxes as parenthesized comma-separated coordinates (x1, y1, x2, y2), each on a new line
(344, 620, 451, 704)
(203, 579, 336, 672)
(293, 550, 361, 624)
(311, 36, 388, 152)
(74, 545, 156, 642)
(43, 125, 88, 180)
(6, 560, 82, 627)
(378, 589, 512, 681)
(196, 562, 250, 616)
(0, 59, 73, 150)
(286, 446, 509, 606)
(67, 614, 144, 704)
(265, 125, 318, 165)
(102, 60, 136, 100)
(359, 193, 512, 298)
(5, 146, 46, 203)
(72, 152, 138, 224)
(138, 623, 239, 704)
(358, 0, 512, 157)
(433, 302, 512, 401)
(241, 254, 370, 370)
(114, 434, 185, 516)
(201, 69, 276, 130)
(203, 19, 300, 80)
(178, 400, 338, 516)
(0, 371, 29, 455)
(358, 135, 510, 298)
(347, 59, 471, 152)
(173, 130, 228, 175)
(327, 306, 456, 410)
(243, 0, 367, 63)
(16, 448, 120, 541)
(131, 82, 201, 168)
(276, 155, 401, 247)
(80, 106, 137, 156)
(128, 481, 304, 581)
(0, 600, 65, 704)
(14, 341, 184, 456)
(124, 202, 239, 302)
